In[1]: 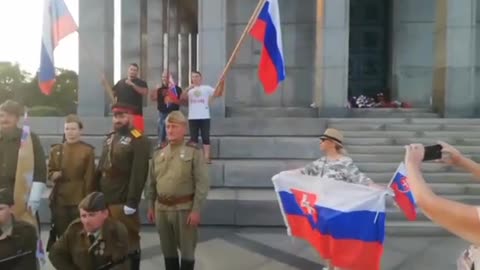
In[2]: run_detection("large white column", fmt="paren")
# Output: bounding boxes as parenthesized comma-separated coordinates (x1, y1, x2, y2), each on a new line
(198, 0, 227, 118)
(78, 0, 114, 116)
(315, 0, 350, 117)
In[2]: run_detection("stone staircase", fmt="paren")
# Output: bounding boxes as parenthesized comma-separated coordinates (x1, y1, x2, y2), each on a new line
(31, 110, 480, 236)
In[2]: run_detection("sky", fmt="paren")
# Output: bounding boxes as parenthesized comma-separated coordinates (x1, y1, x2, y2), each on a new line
(0, 0, 121, 79)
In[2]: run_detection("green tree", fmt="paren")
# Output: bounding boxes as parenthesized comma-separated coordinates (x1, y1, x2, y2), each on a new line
(0, 62, 30, 102)
(0, 62, 78, 116)
(25, 68, 78, 115)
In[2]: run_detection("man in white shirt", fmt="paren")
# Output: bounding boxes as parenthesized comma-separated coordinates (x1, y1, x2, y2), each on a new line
(181, 71, 222, 163)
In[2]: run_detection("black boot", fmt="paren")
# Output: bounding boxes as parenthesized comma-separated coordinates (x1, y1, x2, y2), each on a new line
(165, 257, 180, 270)
(129, 250, 141, 270)
(180, 259, 195, 270)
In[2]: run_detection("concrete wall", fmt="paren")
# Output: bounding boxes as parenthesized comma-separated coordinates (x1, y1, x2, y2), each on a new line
(225, 0, 316, 108)
(476, 0, 480, 114)
(391, 0, 435, 106)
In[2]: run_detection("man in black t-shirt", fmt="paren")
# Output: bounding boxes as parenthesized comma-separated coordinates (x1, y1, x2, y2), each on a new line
(150, 71, 182, 145)
(113, 63, 148, 132)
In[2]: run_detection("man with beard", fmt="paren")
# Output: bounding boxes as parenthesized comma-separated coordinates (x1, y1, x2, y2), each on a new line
(96, 103, 150, 270)
(0, 100, 46, 227)
(0, 188, 38, 270)
(113, 63, 148, 133)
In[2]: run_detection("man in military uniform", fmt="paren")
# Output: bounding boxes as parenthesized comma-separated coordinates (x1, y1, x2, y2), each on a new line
(0, 188, 38, 270)
(147, 111, 210, 270)
(47, 114, 96, 249)
(96, 103, 151, 270)
(0, 100, 46, 224)
(49, 192, 130, 270)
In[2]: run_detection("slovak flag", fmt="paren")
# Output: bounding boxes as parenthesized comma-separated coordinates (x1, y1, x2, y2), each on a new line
(38, 0, 78, 95)
(250, 0, 286, 94)
(273, 171, 387, 270)
(390, 162, 417, 221)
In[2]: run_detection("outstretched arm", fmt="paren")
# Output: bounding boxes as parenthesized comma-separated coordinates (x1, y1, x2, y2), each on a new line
(405, 144, 480, 245)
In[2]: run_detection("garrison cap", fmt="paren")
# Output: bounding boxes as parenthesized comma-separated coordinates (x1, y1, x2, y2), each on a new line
(78, 192, 107, 212)
(111, 102, 136, 114)
(165, 110, 187, 124)
(0, 188, 14, 206)
(0, 100, 24, 117)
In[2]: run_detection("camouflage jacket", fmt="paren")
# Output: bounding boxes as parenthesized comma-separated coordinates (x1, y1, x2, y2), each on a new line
(300, 156, 374, 186)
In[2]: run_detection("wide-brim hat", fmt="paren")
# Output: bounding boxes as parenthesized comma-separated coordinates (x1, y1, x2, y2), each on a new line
(319, 128, 344, 146)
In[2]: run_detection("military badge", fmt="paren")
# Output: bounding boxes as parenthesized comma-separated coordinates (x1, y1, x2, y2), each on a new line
(120, 136, 132, 145)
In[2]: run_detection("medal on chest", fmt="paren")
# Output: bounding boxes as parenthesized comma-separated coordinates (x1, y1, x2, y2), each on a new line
(92, 241, 106, 256)
(180, 148, 185, 159)
(119, 136, 131, 145)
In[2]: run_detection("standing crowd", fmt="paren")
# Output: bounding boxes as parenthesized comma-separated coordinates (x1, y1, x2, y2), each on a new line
(0, 65, 219, 270)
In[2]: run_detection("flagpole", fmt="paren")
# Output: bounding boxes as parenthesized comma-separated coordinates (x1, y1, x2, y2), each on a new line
(212, 0, 267, 96)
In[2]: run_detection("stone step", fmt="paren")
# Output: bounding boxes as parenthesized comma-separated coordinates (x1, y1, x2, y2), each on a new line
(347, 145, 480, 155)
(30, 117, 328, 136)
(349, 112, 439, 118)
(226, 107, 318, 118)
(385, 221, 449, 236)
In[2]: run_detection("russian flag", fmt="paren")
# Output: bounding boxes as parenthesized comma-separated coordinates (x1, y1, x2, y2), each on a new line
(39, 0, 78, 95)
(166, 73, 179, 106)
(273, 171, 387, 270)
(390, 162, 417, 221)
(250, 0, 286, 95)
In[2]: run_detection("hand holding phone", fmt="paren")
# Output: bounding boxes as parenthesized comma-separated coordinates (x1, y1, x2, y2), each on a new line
(423, 144, 443, 161)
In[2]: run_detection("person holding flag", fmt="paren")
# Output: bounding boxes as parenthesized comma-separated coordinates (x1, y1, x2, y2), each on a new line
(151, 71, 182, 146)
(292, 128, 388, 270)
(404, 142, 480, 269)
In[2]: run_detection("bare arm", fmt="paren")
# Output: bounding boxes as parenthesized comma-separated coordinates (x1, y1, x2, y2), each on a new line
(405, 144, 480, 245)
(457, 157, 480, 180)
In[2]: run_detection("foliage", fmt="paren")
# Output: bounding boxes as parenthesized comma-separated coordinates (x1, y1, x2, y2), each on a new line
(0, 62, 78, 116)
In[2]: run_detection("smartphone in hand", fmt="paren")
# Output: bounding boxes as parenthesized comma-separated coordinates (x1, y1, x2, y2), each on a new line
(423, 144, 443, 161)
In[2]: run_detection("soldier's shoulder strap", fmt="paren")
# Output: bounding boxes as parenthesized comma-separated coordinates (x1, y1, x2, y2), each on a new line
(186, 141, 200, 149)
(78, 141, 94, 149)
(154, 141, 169, 151)
(130, 128, 142, 139)
(50, 143, 61, 149)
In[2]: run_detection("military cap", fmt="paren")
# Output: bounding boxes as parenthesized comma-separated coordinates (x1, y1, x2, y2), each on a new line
(64, 114, 84, 129)
(111, 102, 136, 114)
(0, 100, 24, 117)
(165, 110, 187, 124)
(78, 192, 107, 212)
(0, 188, 14, 206)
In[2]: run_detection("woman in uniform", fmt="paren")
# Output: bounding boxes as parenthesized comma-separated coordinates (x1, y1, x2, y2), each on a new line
(47, 114, 96, 245)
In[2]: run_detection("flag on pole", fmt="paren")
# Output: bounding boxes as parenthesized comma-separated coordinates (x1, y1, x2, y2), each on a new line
(389, 162, 417, 221)
(273, 171, 387, 270)
(166, 73, 179, 106)
(39, 0, 78, 95)
(250, 0, 286, 94)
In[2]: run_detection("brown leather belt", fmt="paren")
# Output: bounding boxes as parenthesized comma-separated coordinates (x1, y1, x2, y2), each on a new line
(157, 194, 194, 206)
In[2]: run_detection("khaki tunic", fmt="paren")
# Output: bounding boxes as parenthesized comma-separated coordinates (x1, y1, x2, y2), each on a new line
(0, 128, 46, 196)
(147, 142, 210, 211)
(48, 141, 96, 205)
(48, 141, 96, 236)
(0, 218, 38, 270)
(48, 218, 129, 270)
(146, 141, 210, 261)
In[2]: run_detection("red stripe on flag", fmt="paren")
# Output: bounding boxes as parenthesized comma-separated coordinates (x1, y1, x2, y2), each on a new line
(287, 215, 383, 270)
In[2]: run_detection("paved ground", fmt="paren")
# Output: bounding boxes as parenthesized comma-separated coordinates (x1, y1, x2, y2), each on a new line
(41, 226, 468, 270)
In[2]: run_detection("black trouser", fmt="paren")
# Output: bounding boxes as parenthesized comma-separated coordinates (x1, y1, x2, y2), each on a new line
(188, 119, 210, 145)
